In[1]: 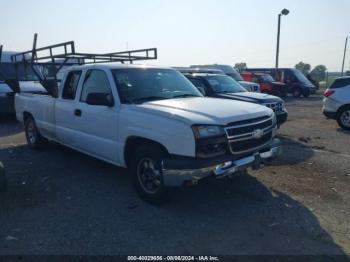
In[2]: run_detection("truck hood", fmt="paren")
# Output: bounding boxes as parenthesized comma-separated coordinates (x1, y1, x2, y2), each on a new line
(130, 97, 273, 126)
(214, 92, 283, 104)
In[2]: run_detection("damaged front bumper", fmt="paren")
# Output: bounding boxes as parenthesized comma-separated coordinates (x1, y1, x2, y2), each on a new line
(162, 138, 281, 186)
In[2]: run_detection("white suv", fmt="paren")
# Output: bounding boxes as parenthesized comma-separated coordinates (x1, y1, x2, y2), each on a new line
(323, 76, 350, 130)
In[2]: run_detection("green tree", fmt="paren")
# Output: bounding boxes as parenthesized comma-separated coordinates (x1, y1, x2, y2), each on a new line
(234, 62, 247, 72)
(345, 70, 350, 76)
(310, 65, 327, 81)
(295, 61, 311, 75)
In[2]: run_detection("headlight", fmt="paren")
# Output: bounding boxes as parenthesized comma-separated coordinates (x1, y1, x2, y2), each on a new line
(192, 125, 225, 139)
(272, 112, 277, 126)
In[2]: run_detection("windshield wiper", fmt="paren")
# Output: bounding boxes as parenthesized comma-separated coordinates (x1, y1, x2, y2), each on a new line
(172, 94, 200, 98)
(133, 96, 169, 103)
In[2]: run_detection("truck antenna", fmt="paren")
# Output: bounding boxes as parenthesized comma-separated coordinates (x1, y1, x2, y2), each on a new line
(0, 45, 3, 62)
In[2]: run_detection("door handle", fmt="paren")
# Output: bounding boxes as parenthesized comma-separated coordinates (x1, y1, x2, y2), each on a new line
(74, 109, 82, 117)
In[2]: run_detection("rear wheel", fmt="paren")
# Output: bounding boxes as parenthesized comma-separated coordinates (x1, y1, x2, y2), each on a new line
(292, 88, 302, 98)
(337, 106, 350, 131)
(24, 116, 48, 149)
(130, 145, 169, 204)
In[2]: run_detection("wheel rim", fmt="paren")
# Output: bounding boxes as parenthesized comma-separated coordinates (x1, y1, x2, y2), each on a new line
(27, 121, 36, 144)
(341, 110, 350, 127)
(136, 158, 162, 194)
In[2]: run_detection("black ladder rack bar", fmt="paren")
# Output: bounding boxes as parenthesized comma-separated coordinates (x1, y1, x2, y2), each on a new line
(6, 34, 158, 97)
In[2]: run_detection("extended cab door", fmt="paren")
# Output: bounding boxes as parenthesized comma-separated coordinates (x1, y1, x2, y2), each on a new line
(55, 70, 82, 146)
(73, 69, 119, 163)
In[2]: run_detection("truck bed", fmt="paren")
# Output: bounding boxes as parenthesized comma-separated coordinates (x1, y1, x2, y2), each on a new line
(15, 93, 56, 139)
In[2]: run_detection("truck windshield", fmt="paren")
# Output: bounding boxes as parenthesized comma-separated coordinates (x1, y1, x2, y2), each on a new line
(292, 69, 313, 85)
(112, 68, 203, 104)
(206, 75, 247, 93)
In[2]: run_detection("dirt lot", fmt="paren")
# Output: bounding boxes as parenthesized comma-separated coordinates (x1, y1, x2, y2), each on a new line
(0, 94, 349, 256)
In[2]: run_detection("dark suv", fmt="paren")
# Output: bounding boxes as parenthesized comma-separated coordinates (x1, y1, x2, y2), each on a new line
(184, 73, 288, 126)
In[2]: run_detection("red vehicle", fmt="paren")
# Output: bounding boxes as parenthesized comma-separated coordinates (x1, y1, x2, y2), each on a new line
(240, 72, 287, 97)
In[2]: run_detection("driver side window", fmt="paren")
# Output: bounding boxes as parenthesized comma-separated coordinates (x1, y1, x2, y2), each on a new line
(80, 70, 112, 103)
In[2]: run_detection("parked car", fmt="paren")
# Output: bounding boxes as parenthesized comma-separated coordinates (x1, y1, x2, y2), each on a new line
(16, 64, 281, 203)
(190, 64, 260, 92)
(0, 51, 46, 115)
(240, 72, 287, 97)
(184, 72, 288, 126)
(322, 76, 350, 130)
(246, 68, 316, 97)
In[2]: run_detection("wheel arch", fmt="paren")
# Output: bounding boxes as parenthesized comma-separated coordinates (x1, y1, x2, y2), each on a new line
(23, 111, 33, 122)
(123, 136, 169, 168)
(337, 104, 350, 116)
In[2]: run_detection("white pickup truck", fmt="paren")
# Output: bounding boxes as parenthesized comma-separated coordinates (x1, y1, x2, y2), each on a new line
(15, 64, 281, 203)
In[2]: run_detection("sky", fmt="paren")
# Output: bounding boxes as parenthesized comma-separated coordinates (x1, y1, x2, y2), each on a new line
(1, 0, 349, 71)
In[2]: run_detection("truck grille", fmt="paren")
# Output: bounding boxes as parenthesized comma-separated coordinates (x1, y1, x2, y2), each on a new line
(225, 116, 275, 154)
(264, 102, 283, 113)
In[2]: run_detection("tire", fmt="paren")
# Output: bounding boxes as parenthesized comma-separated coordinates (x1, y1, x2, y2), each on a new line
(280, 90, 287, 98)
(0, 162, 6, 192)
(302, 90, 310, 98)
(337, 106, 350, 131)
(292, 88, 301, 98)
(129, 145, 169, 204)
(24, 116, 48, 149)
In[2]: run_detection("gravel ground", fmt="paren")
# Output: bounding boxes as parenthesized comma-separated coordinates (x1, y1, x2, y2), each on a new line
(0, 94, 349, 256)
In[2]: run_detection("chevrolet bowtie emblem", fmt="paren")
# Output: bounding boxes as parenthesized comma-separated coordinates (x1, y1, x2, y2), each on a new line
(252, 129, 264, 139)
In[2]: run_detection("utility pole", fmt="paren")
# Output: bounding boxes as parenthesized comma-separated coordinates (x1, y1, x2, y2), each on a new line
(0, 45, 3, 62)
(275, 9, 289, 69)
(341, 36, 348, 76)
(275, 14, 281, 69)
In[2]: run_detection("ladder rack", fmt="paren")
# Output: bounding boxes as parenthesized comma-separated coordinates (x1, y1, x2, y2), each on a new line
(1, 34, 157, 96)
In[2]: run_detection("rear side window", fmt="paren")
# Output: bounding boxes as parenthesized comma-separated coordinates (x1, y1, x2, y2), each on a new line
(188, 78, 207, 95)
(330, 78, 350, 89)
(189, 78, 205, 88)
(80, 69, 112, 103)
(62, 71, 82, 100)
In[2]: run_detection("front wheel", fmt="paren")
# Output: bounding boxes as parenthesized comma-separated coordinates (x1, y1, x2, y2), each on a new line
(24, 116, 48, 149)
(130, 145, 169, 204)
(337, 106, 350, 131)
(303, 90, 310, 98)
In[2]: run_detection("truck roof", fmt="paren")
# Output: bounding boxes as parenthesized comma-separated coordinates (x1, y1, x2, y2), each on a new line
(67, 63, 171, 71)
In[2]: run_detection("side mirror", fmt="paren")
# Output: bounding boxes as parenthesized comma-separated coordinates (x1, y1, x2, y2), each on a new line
(86, 92, 114, 107)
